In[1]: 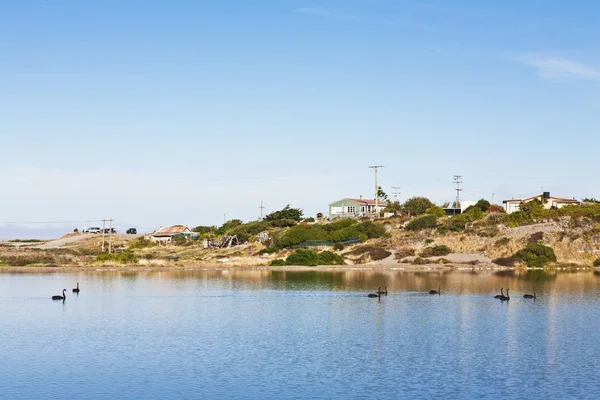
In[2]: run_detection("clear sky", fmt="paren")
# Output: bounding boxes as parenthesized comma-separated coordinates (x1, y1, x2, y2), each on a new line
(1, 0, 599, 237)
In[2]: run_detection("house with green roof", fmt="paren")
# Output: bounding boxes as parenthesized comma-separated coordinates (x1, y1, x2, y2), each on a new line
(328, 198, 387, 219)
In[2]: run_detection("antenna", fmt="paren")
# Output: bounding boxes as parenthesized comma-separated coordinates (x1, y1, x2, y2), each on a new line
(259, 200, 265, 219)
(391, 186, 401, 201)
(453, 175, 462, 208)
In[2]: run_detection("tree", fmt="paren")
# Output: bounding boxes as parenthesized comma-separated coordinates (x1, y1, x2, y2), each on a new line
(403, 197, 435, 216)
(264, 205, 303, 222)
(475, 199, 491, 212)
(384, 200, 402, 213)
(377, 186, 388, 202)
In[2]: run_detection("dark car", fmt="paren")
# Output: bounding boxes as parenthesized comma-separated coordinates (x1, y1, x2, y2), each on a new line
(126, 228, 137, 234)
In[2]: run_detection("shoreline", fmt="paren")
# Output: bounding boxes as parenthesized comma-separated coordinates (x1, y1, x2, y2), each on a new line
(0, 262, 587, 273)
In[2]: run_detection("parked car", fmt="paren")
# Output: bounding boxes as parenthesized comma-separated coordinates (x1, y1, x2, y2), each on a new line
(85, 227, 102, 234)
(126, 228, 137, 234)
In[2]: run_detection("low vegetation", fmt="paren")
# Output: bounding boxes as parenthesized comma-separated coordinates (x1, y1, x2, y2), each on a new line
(269, 249, 345, 266)
(94, 251, 139, 264)
(419, 245, 451, 258)
(512, 244, 557, 268)
(406, 215, 437, 231)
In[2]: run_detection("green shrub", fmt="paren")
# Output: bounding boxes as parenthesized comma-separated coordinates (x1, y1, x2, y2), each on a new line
(475, 199, 491, 212)
(513, 244, 557, 268)
(333, 243, 345, 251)
(419, 245, 451, 258)
(118, 251, 139, 263)
(265, 205, 303, 222)
(303, 217, 315, 223)
(269, 219, 298, 228)
(463, 206, 485, 221)
(94, 253, 118, 262)
(258, 247, 278, 255)
(128, 238, 157, 249)
(424, 238, 434, 244)
(406, 214, 437, 231)
(493, 257, 518, 267)
(594, 258, 600, 267)
(270, 259, 286, 266)
(359, 234, 368, 243)
(283, 249, 345, 266)
(425, 206, 446, 218)
(495, 237, 510, 247)
(315, 251, 345, 265)
(403, 197, 435, 216)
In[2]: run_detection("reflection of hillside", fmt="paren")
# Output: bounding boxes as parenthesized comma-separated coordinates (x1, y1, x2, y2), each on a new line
(9, 268, 599, 296)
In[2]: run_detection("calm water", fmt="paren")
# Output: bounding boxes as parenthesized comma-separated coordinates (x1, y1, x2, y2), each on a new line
(2, 268, 600, 399)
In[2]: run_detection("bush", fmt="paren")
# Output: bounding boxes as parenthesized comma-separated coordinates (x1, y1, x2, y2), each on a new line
(303, 217, 315, 223)
(488, 204, 506, 213)
(403, 197, 435, 216)
(269, 219, 298, 228)
(419, 245, 451, 258)
(424, 238, 434, 244)
(333, 243, 345, 251)
(495, 237, 510, 247)
(493, 257, 518, 267)
(94, 252, 139, 263)
(594, 258, 600, 267)
(425, 206, 446, 218)
(513, 244, 557, 268)
(395, 248, 415, 259)
(258, 247, 278, 255)
(117, 251, 139, 263)
(129, 238, 157, 249)
(284, 249, 345, 266)
(475, 199, 491, 212)
(94, 253, 118, 262)
(270, 259, 286, 266)
(315, 251, 345, 265)
(406, 214, 437, 231)
(265, 205, 303, 222)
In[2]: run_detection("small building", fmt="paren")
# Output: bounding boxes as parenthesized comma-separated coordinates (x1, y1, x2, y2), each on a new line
(329, 198, 387, 219)
(149, 225, 194, 244)
(502, 192, 580, 214)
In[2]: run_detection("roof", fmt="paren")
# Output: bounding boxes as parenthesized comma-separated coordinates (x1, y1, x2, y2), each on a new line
(151, 225, 191, 236)
(345, 198, 387, 206)
(502, 194, 580, 204)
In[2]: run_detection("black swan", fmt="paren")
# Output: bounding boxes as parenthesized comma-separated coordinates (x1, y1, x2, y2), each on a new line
(494, 288, 504, 299)
(523, 288, 536, 299)
(52, 289, 66, 300)
(429, 285, 440, 295)
(72, 283, 80, 293)
(368, 287, 381, 298)
(377, 286, 388, 296)
(498, 289, 510, 301)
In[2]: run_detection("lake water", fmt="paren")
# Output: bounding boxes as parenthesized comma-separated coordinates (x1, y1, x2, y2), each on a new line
(2, 268, 600, 399)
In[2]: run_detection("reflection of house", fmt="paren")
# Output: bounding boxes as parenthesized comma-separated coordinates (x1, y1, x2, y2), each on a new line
(329, 198, 387, 219)
(149, 225, 193, 243)
(502, 192, 580, 214)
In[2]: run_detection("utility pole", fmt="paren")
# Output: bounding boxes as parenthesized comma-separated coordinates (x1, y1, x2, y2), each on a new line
(391, 186, 401, 201)
(259, 200, 265, 219)
(108, 219, 113, 254)
(453, 175, 463, 210)
(101, 219, 106, 252)
(368, 165, 384, 216)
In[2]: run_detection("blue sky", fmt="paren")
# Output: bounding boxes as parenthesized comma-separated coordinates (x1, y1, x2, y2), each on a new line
(1, 0, 599, 237)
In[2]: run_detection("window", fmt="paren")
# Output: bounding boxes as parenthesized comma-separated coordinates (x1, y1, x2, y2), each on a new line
(347, 206, 356, 213)
(360, 206, 366, 212)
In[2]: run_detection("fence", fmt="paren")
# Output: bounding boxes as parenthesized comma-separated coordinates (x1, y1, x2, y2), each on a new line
(294, 237, 361, 248)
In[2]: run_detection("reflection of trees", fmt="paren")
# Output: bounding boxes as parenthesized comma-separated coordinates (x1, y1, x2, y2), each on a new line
(522, 270, 557, 281)
(493, 270, 516, 278)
